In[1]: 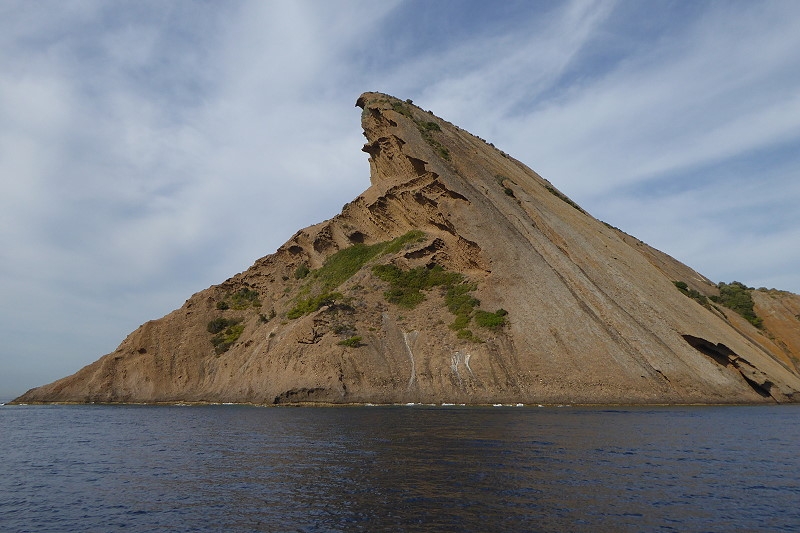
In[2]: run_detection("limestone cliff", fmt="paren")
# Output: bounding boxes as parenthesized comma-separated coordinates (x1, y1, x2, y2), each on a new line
(13, 92, 800, 405)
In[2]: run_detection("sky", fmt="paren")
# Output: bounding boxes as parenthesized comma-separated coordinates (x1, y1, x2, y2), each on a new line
(2, 0, 799, 399)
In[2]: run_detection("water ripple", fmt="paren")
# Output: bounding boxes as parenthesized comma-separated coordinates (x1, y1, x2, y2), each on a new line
(1, 404, 799, 532)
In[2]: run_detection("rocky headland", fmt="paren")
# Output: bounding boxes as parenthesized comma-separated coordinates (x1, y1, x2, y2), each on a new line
(12, 92, 800, 405)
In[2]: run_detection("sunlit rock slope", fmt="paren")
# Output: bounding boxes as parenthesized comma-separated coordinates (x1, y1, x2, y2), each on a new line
(13, 92, 800, 405)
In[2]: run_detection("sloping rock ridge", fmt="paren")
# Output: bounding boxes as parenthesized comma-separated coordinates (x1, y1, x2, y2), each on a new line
(13, 92, 800, 405)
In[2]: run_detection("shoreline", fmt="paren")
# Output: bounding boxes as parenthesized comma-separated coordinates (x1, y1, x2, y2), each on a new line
(4, 399, 786, 408)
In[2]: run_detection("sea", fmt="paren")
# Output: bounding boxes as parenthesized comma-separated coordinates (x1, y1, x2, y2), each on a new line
(1, 402, 798, 532)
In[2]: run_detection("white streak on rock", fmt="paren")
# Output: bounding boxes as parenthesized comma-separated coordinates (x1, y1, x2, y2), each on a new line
(403, 330, 419, 390)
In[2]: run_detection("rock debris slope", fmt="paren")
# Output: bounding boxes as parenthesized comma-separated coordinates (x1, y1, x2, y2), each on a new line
(13, 92, 800, 405)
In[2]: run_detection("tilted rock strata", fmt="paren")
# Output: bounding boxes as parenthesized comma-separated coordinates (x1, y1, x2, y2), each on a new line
(13, 92, 800, 405)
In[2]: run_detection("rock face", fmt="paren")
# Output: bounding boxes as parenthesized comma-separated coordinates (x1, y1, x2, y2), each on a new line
(13, 92, 800, 405)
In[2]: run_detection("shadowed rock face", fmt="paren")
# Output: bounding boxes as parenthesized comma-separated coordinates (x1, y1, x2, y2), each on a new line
(13, 92, 800, 405)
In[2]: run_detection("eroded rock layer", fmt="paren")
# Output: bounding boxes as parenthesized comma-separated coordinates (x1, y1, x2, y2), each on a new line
(14, 93, 800, 405)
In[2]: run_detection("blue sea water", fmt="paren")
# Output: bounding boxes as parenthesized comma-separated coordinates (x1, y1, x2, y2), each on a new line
(1, 403, 799, 532)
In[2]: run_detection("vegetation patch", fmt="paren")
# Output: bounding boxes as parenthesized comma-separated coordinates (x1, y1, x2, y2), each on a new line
(419, 127, 450, 161)
(338, 336, 363, 348)
(456, 329, 482, 343)
(391, 100, 414, 119)
(710, 281, 763, 329)
(449, 312, 471, 331)
(673, 281, 710, 308)
(390, 100, 450, 161)
(217, 288, 261, 310)
(207, 318, 244, 354)
(675, 279, 764, 328)
(372, 264, 462, 308)
(444, 282, 479, 314)
(287, 292, 344, 319)
(474, 309, 509, 329)
(286, 232, 426, 320)
(419, 121, 441, 132)
(373, 262, 507, 342)
(307, 230, 425, 293)
(294, 264, 310, 279)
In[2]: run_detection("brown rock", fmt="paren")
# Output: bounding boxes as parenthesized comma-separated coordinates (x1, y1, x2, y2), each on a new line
(12, 92, 800, 405)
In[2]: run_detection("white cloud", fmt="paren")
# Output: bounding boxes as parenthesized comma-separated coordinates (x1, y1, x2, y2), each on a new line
(494, 2, 800, 193)
(376, 0, 616, 124)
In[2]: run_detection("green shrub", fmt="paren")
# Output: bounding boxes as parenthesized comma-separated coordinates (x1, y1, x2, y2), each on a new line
(216, 288, 261, 311)
(391, 101, 413, 119)
(373, 261, 491, 343)
(374, 263, 462, 290)
(674, 281, 709, 307)
(475, 309, 508, 329)
(207, 317, 241, 334)
(384, 287, 426, 308)
(382, 230, 427, 254)
(207, 318, 245, 354)
(444, 283, 481, 341)
(228, 288, 261, 309)
(449, 313, 471, 331)
(338, 336, 363, 348)
(711, 281, 763, 328)
(396, 102, 449, 161)
(373, 264, 463, 309)
(311, 231, 425, 292)
(287, 292, 344, 319)
(457, 329, 482, 343)
(294, 264, 310, 279)
(318, 244, 383, 290)
(445, 282, 479, 316)
(286, 231, 426, 320)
